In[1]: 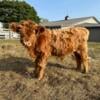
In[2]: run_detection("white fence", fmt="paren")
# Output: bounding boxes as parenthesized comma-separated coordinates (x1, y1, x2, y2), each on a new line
(0, 28, 19, 39)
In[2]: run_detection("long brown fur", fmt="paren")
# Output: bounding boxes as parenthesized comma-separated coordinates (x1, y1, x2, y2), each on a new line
(10, 20, 90, 80)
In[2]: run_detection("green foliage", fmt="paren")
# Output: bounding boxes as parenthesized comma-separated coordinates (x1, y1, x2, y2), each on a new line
(0, 0, 40, 23)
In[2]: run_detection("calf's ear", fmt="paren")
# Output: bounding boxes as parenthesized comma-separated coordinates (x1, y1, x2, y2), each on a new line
(37, 26, 45, 33)
(9, 22, 17, 32)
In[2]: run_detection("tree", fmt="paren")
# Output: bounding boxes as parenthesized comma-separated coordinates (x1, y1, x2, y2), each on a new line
(0, 0, 40, 24)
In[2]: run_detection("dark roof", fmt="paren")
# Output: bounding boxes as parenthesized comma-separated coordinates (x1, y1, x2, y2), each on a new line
(40, 16, 100, 27)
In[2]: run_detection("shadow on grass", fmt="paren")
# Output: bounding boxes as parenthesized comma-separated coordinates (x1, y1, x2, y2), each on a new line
(48, 62, 75, 70)
(0, 56, 35, 76)
(0, 56, 76, 79)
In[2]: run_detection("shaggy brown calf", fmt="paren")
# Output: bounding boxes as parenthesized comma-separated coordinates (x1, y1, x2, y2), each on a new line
(10, 20, 90, 80)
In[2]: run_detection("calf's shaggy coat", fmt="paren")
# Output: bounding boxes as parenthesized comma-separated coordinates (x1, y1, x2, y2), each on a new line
(10, 20, 90, 80)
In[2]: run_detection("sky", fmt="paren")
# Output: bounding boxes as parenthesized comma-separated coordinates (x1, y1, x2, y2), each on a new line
(26, 0, 100, 21)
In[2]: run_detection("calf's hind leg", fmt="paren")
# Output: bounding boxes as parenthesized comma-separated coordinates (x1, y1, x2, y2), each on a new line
(74, 52, 82, 71)
(80, 43, 89, 73)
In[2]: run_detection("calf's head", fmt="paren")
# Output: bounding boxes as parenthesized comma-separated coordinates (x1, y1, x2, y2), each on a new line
(10, 20, 45, 47)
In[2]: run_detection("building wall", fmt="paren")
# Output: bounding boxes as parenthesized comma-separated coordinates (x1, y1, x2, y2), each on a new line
(77, 18, 98, 25)
(88, 27, 100, 42)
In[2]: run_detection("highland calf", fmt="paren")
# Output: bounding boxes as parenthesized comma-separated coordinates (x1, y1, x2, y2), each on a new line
(10, 20, 90, 80)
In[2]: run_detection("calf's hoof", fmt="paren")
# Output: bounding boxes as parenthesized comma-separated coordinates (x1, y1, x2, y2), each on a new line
(81, 65, 89, 73)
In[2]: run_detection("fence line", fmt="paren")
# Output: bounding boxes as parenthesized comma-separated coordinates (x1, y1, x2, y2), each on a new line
(0, 28, 19, 39)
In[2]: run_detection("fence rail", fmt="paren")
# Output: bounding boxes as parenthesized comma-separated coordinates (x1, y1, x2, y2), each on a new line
(0, 28, 19, 39)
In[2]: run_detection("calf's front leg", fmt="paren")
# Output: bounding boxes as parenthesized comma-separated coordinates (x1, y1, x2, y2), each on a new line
(35, 53, 48, 80)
